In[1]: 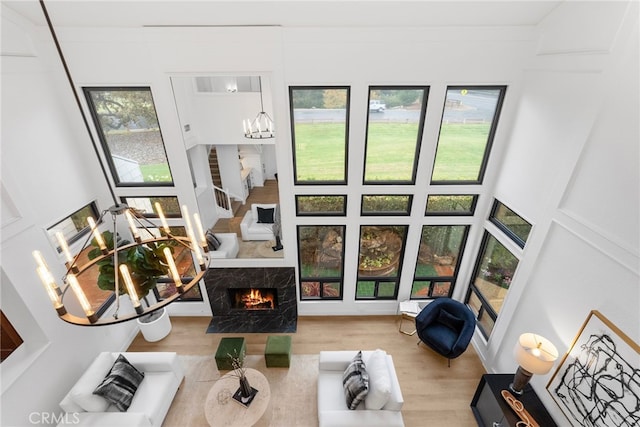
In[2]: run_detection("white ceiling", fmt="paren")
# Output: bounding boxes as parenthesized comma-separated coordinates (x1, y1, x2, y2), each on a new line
(4, 0, 562, 29)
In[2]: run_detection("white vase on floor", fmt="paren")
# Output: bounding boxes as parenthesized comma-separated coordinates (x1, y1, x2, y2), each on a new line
(136, 307, 172, 342)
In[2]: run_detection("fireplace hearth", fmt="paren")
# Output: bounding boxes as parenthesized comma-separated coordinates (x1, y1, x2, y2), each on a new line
(205, 267, 297, 333)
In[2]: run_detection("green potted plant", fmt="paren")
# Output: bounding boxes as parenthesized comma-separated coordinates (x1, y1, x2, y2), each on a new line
(88, 230, 176, 341)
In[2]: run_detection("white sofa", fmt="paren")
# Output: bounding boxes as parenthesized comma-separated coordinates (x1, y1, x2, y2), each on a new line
(57, 352, 184, 427)
(208, 232, 239, 259)
(317, 350, 405, 427)
(240, 203, 277, 241)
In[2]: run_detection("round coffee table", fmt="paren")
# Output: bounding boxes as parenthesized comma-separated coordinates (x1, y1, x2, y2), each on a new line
(205, 368, 271, 427)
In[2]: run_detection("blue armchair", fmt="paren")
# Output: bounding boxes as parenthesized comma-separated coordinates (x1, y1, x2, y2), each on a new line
(415, 298, 477, 366)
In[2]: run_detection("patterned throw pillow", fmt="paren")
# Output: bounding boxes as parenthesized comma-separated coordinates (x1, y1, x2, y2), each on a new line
(342, 351, 369, 410)
(93, 354, 144, 411)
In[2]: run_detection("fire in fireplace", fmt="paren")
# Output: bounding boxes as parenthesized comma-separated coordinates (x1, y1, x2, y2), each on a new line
(229, 288, 277, 310)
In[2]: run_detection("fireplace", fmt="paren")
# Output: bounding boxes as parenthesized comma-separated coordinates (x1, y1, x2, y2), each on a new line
(205, 267, 297, 333)
(228, 288, 277, 310)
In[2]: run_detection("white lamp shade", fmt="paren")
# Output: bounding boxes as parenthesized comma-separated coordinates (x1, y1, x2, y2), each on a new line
(514, 333, 559, 375)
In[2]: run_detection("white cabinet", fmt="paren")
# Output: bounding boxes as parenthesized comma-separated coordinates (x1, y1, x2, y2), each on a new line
(241, 153, 265, 187)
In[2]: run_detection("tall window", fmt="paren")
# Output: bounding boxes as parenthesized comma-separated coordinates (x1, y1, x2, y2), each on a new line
(84, 87, 173, 186)
(412, 225, 469, 298)
(363, 86, 428, 184)
(290, 87, 350, 184)
(298, 226, 345, 299)
(431, 86, 506, 183)
(46, 201, 99, 250)
(356, 225, 408, 299)
(465, 233, 519, 338)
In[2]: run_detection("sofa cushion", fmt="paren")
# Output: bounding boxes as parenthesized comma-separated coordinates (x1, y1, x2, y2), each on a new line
(93, 354, 145, 411)
(342, 351, 369, 410)
(256, 206, 275, 223)
(364, 349, 392, 410)
(126, 372, 178, 426)
(68, 352, 115, 412)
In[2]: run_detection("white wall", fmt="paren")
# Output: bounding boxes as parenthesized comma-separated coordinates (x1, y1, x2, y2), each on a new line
(1, 6, 138, 425)
(2, 2, 638, 425)
(481, 1, 639, 421)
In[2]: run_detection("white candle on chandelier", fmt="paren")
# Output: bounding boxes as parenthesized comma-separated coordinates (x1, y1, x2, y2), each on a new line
(181, 205, 195, 238)
(193, 213, 207, 248)
(243, 120, 248, 134)
(188, 229, 205, 268)
(119, 265, 142, 312)
(125, 210, 141, 241)
(55, 232, 75, 265)
(163, 247, 183, 292)
(87, 217, 106, 251)
(66, 274, 96, 320)
(154, 202, 170, 234)
(36, 266, 63, 309)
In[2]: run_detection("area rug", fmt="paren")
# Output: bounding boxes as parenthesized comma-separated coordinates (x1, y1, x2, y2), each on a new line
(237, 240, 284, 259)
(164, 354, 318, 426)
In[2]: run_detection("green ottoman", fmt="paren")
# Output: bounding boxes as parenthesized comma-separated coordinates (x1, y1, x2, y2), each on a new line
(215, 337, 246, 371)
(265, 335, 292, 368)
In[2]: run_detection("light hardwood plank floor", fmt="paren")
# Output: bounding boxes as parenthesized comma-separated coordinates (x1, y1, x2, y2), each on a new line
(128, 315, 486, 426)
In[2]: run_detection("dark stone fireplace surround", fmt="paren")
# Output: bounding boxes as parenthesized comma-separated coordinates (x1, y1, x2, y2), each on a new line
(205, 267, 297, 333)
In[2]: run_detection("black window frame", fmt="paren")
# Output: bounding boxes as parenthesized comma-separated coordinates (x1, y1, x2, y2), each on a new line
(360, 194, 413, 216)
(289, 86, 350, 186)
(47, 201, 100, 251)
(295, 195, 347, 217)
(489, 199, 531, 249)
(431, 85, 507, 185)
(363, 86, 429, 185)
(411, 224, 470, 299)
(83, 86, 174, 188)
(297, 225, 346, 301)
(425, 194, 478, 216)
(119, 196, 182, 218)
(355, 225, 409, 300)
(464, 231, 518, 339)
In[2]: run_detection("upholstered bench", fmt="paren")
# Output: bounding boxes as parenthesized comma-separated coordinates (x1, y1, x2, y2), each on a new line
(265, 335, 292, 368)
(215, 337, 246, 370)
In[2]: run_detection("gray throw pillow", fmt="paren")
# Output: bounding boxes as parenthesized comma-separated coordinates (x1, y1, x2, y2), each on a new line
(93, 354, 144, 411)
(342, 351, 369, 410)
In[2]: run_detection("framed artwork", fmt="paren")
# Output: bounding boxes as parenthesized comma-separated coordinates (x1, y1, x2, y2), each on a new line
(547, 310, 640, 427)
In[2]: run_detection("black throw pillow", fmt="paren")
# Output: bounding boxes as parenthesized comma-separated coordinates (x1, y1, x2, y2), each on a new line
(93, 354, 144, 411)
(256, 207, 275, 224)
(206, 231, 221, 251)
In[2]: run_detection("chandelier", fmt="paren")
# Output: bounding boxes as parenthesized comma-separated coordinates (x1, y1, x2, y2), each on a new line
(33, 203, 209, 326)
(243, 76, 275, 139)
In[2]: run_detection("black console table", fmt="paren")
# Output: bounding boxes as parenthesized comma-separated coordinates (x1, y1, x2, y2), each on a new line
(470, 374, 558, 427)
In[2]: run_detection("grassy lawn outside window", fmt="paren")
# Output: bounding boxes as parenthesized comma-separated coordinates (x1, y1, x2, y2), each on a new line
(290, 87, 349, 184)
(363, 87, 428, 184)
(431, 86, 506, 184)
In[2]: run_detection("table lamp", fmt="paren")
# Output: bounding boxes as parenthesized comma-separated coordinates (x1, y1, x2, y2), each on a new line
(510, 333, 559, 394)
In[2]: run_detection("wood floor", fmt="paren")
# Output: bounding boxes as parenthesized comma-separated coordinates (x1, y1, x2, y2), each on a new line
(128, 315, 486, 426)
(212, 179, 280, 236)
